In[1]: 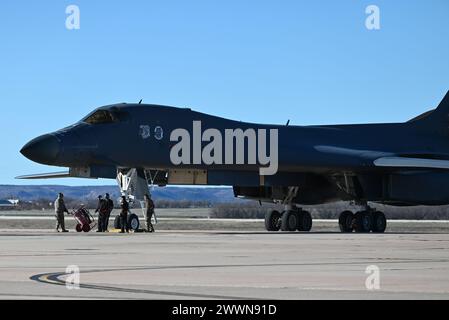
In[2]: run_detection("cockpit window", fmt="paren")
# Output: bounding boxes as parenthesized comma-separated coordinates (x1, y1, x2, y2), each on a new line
(82, 107, 130, 124)
(84, 110, 114, 124)
(83, 110, 115, 124)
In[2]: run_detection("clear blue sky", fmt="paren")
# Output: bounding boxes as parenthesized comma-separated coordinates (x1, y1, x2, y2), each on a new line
(1, 0, 448, 186)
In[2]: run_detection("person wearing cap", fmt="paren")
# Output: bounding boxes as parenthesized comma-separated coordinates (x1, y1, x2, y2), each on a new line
(95, 195, 106, 232)
(103, 193, 114, 232)
(120, 196, 130, 233)
(54, 193, 69, 232)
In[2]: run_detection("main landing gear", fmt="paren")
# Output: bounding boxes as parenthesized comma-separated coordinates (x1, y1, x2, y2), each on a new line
(338, 208, 387, 233)
(265, 207, 312, 232)
(265, 206, 386, 233)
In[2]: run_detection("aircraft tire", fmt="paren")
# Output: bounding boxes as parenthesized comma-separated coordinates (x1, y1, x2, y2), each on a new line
(297, 210, 312, 231)
(361, 211, 373, 232)
(372, 211, 387, 233)
(127, 213, 140, 231)
(113, 215, 121, 229)
(265, 210, 281, 231)
(353, 212, 365, 233)
(338, 211, 354, 232)
(354, 211, 372, 232)
(281, 210, 298, 232)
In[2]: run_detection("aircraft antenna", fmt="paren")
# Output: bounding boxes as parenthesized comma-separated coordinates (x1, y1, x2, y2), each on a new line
(286, 120, 290, 126)
(138, 99, 143, 104)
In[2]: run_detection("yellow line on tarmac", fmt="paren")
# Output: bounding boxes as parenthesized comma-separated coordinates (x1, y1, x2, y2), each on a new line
(40, 274, 62, 285)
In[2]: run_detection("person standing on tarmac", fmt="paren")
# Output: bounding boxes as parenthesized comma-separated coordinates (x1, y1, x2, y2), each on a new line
(120, 196, 130, 233)
(144, 194, 155, 232)
(95, 195, 105, 232)
(55, 193, 69, 232)
(103, 193, 114, 232)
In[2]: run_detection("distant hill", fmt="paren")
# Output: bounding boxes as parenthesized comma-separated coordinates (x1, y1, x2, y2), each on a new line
(0, 185, 235, 202)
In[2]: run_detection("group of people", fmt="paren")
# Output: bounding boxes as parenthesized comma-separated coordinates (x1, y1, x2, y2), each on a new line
(107, 194, 155, 233)
(54, 192, 156, 233)
(95, 193, 114, 232)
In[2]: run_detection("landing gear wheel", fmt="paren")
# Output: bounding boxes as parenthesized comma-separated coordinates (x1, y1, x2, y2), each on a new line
(127, 213, 140, 231)
(372, 211, 387, 233)
(265, 210, 281, 231)
(113, 215, 122, 229)
(297, 210, 312, 231)
(361, 211, 373, 232)
(281, 210, 298, 231)
(338, 211, 354, 233)
(353, 211, 365, 233)
(75, 224, 82, 233)
(354, 211, 372, 233)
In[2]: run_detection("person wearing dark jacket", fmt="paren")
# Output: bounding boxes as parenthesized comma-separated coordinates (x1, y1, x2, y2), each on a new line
(95, 195, 106, 232)
(54, 193, 69, 232)
(120, 196, 129, 233)
(103, 193, 114, 232)
(144, 194, 155, 232)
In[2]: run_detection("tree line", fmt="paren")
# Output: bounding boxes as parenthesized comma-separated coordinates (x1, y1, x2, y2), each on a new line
(1, 198, 213, 211)
(3, 198, 449, 220)
(211, 202, 449, 220)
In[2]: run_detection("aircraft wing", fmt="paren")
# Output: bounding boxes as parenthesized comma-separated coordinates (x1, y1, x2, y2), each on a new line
(16, 171, 71, 179)
(314, 145, 393, 160)
(314, 145, 449, 170)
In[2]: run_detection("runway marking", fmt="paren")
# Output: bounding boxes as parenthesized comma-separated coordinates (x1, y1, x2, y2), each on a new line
(29, 257, 449, 299)
(0, 292, 139, 300)
(31, 270, 257, 300)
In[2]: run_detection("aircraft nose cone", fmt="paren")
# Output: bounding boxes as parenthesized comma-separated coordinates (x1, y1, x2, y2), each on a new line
(20, 134, 61, 165)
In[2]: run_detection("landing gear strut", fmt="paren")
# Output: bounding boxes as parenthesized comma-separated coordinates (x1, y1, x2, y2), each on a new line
(115, 168, 158, 232)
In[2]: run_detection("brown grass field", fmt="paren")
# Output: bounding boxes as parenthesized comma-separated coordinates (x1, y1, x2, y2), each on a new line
(1, 208, 449, 233)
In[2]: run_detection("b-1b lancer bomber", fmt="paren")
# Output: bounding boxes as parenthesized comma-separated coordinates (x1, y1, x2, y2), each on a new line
(19, 91, 449, 233)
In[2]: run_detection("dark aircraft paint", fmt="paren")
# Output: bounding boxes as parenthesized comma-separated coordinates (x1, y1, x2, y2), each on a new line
(19, 91, 449, 206)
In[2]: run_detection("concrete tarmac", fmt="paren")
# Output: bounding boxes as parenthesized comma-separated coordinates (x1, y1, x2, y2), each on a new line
(0, 227, 449, 299)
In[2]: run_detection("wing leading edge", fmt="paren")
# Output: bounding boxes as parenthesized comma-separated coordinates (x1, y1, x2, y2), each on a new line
(16, 171, 71, 179)
(374, 157, 449, 170)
